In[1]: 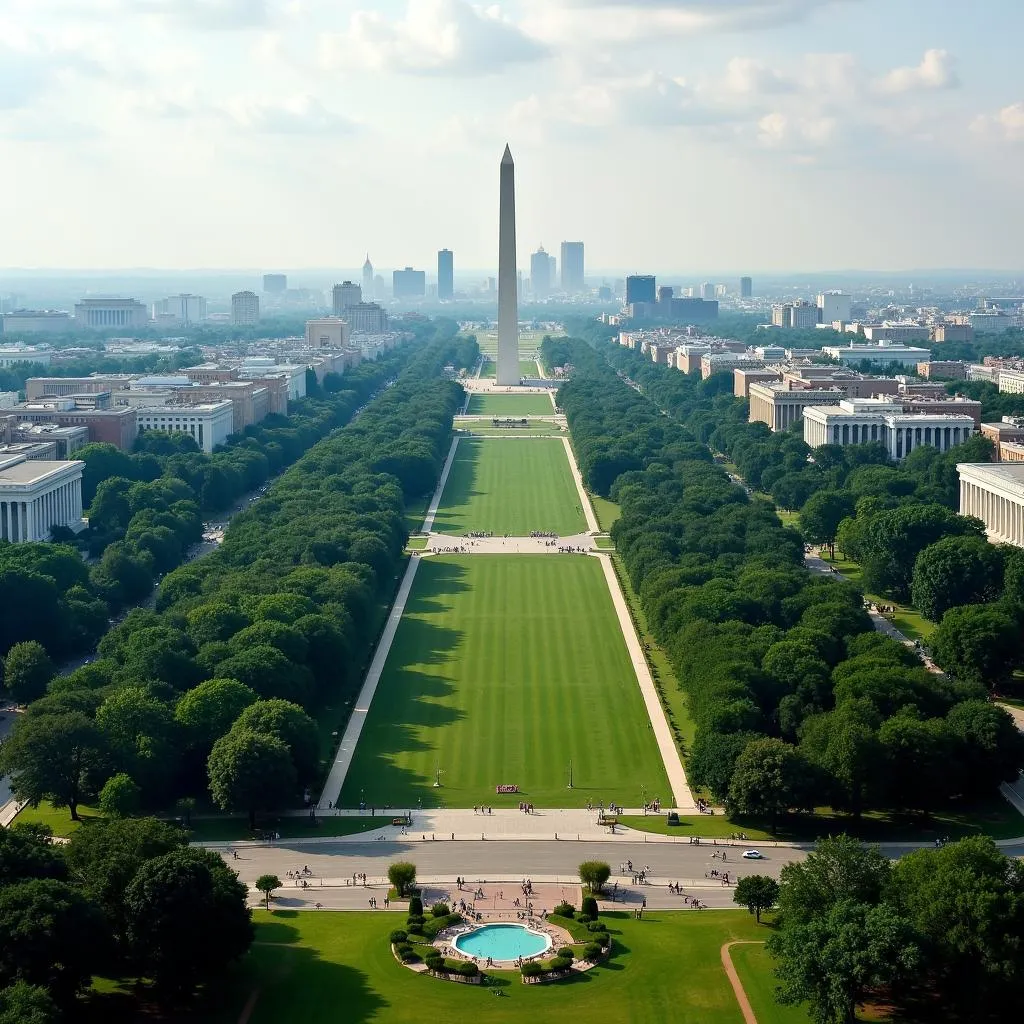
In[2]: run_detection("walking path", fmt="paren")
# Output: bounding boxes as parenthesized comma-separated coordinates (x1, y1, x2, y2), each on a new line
(561, 436, 600, 533)
(425, 533, 594, 555)
(594, 553, 696, 810)
(319, 436, 460, 808)
(721, 941, 764, 1024)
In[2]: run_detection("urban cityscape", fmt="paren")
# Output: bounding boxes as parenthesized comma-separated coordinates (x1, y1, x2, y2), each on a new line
(1, 2, 1024, 1024)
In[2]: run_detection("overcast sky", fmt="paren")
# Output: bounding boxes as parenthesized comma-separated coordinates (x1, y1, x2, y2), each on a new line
(3, 0, 1023, 273)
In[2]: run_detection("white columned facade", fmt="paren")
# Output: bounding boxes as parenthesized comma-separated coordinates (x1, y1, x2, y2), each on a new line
(958, 462, 1024, 548)
(0, 458, 85, 543)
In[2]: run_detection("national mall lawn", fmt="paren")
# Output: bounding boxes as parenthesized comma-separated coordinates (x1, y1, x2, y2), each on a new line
(191, 910, 809, 1024)
(341, 554, 670, 808)
(465, 393, 557, 417)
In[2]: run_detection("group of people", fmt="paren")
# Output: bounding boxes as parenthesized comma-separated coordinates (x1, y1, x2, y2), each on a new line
(436, 545, 469, 553)
(706, 869, 731, 884)
(467, 531, 494, 538)
(367, 896, 389, 909)
(517, 802, 537, 814)
(472, 805, 493, 814)
(642, 798, 662, 813)
(696, 797, 715, 816)
(556, 545, 586, 553)
(530, 531, 559, 539)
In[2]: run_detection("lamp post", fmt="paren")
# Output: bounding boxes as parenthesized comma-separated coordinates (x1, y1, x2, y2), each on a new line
(567, 759, 573, 790)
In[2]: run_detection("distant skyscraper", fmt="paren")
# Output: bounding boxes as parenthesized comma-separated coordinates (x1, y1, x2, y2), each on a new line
(626, 275, 656, 305)
(560, 241, 585, 294)
(393, 267, 426, 300)
(700, 281, 715, 301)
(496, 145, 519, 386)
(362, 256, 374, 301)
(231, 290, 260, 325)
(740, 276, 753, 299)
(263, 274, 286, 293)
(530, 247, 551, 298)
(437, 249, 454, 301)
(332, 281, 361, 316)
(817, 291, 851, 323)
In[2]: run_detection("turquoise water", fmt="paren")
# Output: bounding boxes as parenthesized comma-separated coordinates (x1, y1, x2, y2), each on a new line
(453, 924, 551, 960)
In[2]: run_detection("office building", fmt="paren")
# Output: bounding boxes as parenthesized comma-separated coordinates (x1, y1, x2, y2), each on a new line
(362, 256, 374, 302)
(437, 249, 454, 301)
(263, 274, 287, 293)
(0, 348, 52, 368)
(530, 248, 551, 298)
(345, 302, 389, 334)
(14, 401, 137, 449)
(740, 277, 753, 299)
(136, 401, 234, 453)
(998, 369, 1024, 395)
(699, 282, 715, 301)
(304, 317, 351, 350)
(958, 462, 1024, 547)
(0, 454, 84, 542)
(0, 311, 72, 334)
(154, 294, 206, 325)
(803, 397, 975, 459)
(332, 281, 361, 315)
(670, 298, 719, 324)
(917, 360, 966, 380)
(931, 324, 974, 343)
(560, 242, 585, 294)
(734, 368, 783, 399)
(393, 267, 426, 300)
(861, 324, 931, 343)
(817, 292, 851, 323)
(626, 275, 657, 305)
(749, 382, 844, 431)
(772, 301, 820, 329)
(231, 291, 260, 326)
(74, 298, 149, 329)
(821, 341, 931, 367)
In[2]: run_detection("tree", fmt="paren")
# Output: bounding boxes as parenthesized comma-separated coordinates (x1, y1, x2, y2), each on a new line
(877, 716, 953, 815)
(124, 847, 252, 997)
(910, 536, 1004, 622)
(213, 646, 313, 705)
(799, 490, 856, 558)
(726, 738, 817, 827)
(3, 641, 53, 704)
(0, 879, 107, 1005)
(0, 825, 67, 886)
(944, 700, 1024, 794)
(733, 875, 780, 923)
(230, 699, 320, 784)
(0, 981, 59, 1024)
(185, 602, 250, 647)
(387, 861, 416, 897)
(931, 604, 1019, 689)
(769, 899, 920, 1024)
(98, 772, 141, 818)
(173, 678, 257, 753)
(578, 861, 611, 894)
(95, 686, 178, 794)
(689, 730, 765, 804)
(255, 873, 282, 910)
(207, 728, 296, 829)
(0, 711, 108, 821)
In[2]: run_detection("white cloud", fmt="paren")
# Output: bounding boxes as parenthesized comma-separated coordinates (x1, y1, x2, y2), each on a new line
(971, 102, 1024, 143)
(222, 94, 357, 134)
(115, 0, 270, 30)
(722, 57, 794, 96)
(880, 48, 959, 94)
(756, 110, 836, 148)
(320, 0, 548, 76)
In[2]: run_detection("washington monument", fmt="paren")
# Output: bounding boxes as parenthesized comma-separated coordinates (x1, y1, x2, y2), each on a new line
(496, 144, 520, 386)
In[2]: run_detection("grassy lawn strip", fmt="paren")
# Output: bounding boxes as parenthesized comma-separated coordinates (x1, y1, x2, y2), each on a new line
(120, 909, 781, 1024)
(181, 815, 383, 843)
(12, 801, 102, 837)
(465, 394, 555, 416)
(341, 554, 670, 808)
(621, 792, 1024, 842)
(729, 942, 813, 1024)
(432, 438, 586, 536)
(461, 423, 565, 436)
(406, 537, 429, 550)
(610, 553, 698, 775)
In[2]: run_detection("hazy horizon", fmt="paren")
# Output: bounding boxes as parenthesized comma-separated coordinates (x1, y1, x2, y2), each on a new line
(4, 0, 1024, 271)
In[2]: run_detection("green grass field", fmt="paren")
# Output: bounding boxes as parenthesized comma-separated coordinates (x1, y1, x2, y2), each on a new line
(163, 910, 790, 1024)
(589, 493, 621, 531)
(341, 555, 670, 807)
(730, 943, 813, 1024)
(465, 393, 555, 416)
(432, 438, 586, 536)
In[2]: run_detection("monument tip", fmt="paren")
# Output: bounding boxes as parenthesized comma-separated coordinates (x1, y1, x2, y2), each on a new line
(501, 144, 513, 164)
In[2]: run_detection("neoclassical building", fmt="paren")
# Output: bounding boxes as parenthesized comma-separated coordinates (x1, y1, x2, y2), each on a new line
(958, 463, 1024, 547)
(0, 455, 84, 542)
(803, 398, 975, 460)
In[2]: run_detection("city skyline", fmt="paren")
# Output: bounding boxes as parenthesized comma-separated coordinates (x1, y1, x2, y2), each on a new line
(3, 1, 1024, 270)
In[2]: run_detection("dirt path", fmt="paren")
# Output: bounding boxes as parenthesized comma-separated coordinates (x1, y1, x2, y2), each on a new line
(721, 940, 765, 1024)
(236, 988, 261, 1024)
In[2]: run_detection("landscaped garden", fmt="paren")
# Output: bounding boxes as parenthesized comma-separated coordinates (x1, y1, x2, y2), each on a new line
(340, 554, 670, 807)
(431, 437, 587, 536)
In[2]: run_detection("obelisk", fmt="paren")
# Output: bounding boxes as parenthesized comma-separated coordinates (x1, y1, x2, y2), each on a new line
(496, 144, 520, 386)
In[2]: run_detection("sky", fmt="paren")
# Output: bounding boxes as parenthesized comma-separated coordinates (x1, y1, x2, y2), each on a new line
(3, 0, 1024, 274)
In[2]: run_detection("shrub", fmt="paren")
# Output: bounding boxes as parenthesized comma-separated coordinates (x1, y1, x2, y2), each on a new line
(578, 860, 611, 893)
(425, 955, 444, 973)
(431, 902, 451, 918)
(556, 949, 574, 963)
(401, 949, 421, 964)
(406, 921, 425, 937)
(408, 896, 423, 916)
(551, 956, 572, 973)
(389, 929, 408, 944)
(388, 861, 417, 898)
(583, 942, 603, 960)
(521, 960, 543, 978)
(457, 961, 478, 977)
(406, 914, 425, 926)
(422, 913, 462, 939)
(552, 901, 575, 918)
(395, 942, 413, 956)
(586, 920, 606, 933)
(581, 895, 599, 919)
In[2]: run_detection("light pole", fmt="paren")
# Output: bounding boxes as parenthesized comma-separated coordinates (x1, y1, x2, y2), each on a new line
(433, 763, 442, 788)
(641, 784, 646, 815)
(567, 759, 573, 790)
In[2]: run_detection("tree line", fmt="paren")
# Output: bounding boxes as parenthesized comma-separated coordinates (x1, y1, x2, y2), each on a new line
(0, 327, 479, 826)
(545, 331, 1024, 827)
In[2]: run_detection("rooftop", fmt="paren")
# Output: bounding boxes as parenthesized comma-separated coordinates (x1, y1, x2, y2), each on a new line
(0, 458, 82, 486)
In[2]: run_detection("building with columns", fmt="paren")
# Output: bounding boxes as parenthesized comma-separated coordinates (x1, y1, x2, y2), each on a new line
(135, 401, 234, 453)
(958, 463, 1024, 547)
(749, 382, 845, 432)
(0, 455, 84, 542)
(803, 398, 976, 459)
(734, 368, 783, 399)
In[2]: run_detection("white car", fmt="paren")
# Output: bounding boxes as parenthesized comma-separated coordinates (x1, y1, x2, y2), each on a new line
(742, 850, 764, 860)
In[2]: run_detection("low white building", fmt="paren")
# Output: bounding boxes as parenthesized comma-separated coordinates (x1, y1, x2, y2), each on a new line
(958, 462, 1024, 547)
(997, 369, 1024, 395)
(305, 317, 351, 349)
(820, 341, 931, 367)
(135, 401, 234, 453)
(0, 348, 52, 368)
(803, 397, 975, 459)
(0, 454, 84, 542)
(238, 359, 307, 401)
